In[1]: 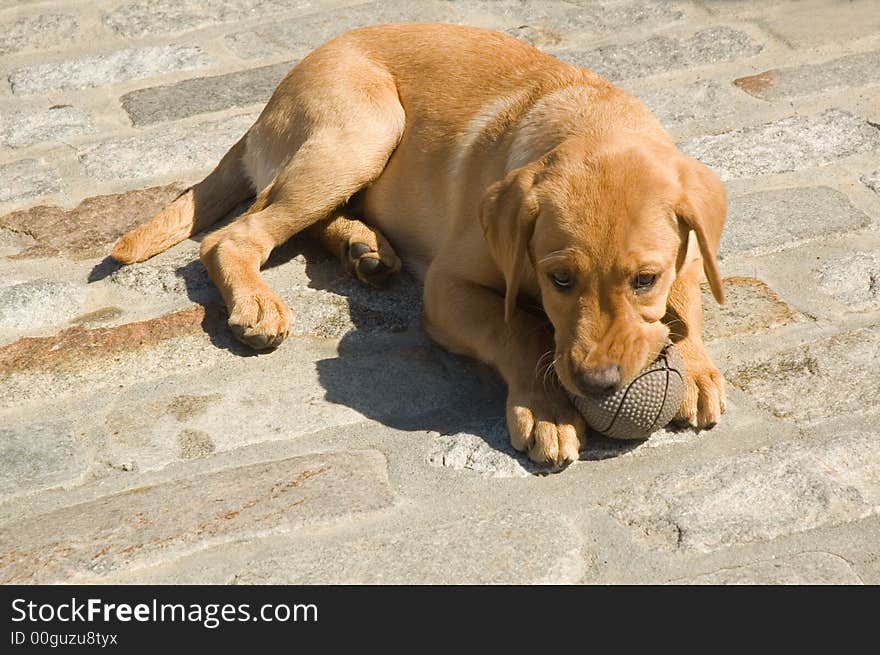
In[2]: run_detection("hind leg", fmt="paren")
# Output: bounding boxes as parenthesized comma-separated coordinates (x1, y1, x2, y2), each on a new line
(308, 213, 402, 287)
(199, 43, 404, 350)
(200, 129, 400, 350)
(199, 200, 293, 350)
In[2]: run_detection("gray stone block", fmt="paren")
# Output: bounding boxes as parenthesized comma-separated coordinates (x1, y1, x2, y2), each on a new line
(555, 26, 763, 81)
(757, 0, 880, 48)
(427, 418, 535, 477)
(635, 80, 738, 127)
(0, 421, 87, 498)
(609, 431, 880, 552)
(815, 251, 880, 312)
(103, 0, 316, 38)
(224, 1, 683, 61)
(77, 113, 255, 181)
(727, 326, 880, 425)
(681, 109, 880, 180)
(680, 552, 863, 584)
(453, 0, 682, 35)
(720, 186, 872, 257)
(0, 450, 394, 583)
(121, 62, 292, 126)
(0, 105, 96, 148)
(234, 510, 586, 584)
(557, 0, 683, 31)
(701, 277, 806, 340)
(0, 159, 62, 203)
(225, 0, 458, 59)
(109, 256, 214, 299)
(734, 51, 880, 100)
(0, 12, 78, 56)
(8, 45, 212, 95)
(0, 279, 85, 330)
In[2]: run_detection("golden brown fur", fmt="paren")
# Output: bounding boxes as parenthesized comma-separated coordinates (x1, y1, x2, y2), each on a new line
(112, 23, 727, 467)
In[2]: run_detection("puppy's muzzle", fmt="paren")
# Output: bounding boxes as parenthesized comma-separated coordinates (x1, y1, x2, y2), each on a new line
(575, 364, 621, 396)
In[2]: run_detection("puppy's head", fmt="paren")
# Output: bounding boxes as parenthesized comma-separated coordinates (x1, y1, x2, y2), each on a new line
(480, 139, 726, 396)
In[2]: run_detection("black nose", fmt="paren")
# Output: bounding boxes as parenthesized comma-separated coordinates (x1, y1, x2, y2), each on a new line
(575, 364, 621, 396)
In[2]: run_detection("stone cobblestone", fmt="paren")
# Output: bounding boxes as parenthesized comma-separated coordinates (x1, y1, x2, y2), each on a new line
(108, 257, 212, 298)
(225, 0, 457, 59)
(754, 0, 880, 48)
(634, 80, 740, 127)
(815, 252, 880, 312)
(0, 12, 79, 57)
(427, 419, 535, 478)
(0, 279, 85, 330)
(608, 431, 880, 553)
(0, 0, 878, 585)
(0, 420, 87, 498)
(121, 62, 291, 125)
(103, 0, 318, 38)
(0, 450, 393, 583)
(727, 327, 880, 425)
(679, 552, 864, 585)
(734, 51, 880, 101)
(77, 113, 255, 181)
(453, 0, 684, 36)
(0, 307, 219, 409)
(682, 109, 880, 180)
(720, 186, 872, 257)
(556, 26, 763, 81)
(701, 277, 806, 340)
(234, 510, 586, 584)
(0, 184, 186, 260)
(0, 105, 96, 149)
(8, 45, 213, 95)
(0, 159, 62, 203)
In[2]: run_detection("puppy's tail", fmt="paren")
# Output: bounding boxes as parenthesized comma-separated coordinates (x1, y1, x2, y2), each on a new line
(111, 135, 252, 264)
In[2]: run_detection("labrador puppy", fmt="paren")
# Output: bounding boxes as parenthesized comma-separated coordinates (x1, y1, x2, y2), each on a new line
(112, 23, 726, 468)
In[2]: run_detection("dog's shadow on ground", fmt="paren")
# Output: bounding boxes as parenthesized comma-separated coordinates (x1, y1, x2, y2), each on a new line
(296, 246, 657, 467)
(87, 256, 121, 283)
(306, 235, 651, 467)
(101, 209, 647, 472)
(293, 237, 510, 435)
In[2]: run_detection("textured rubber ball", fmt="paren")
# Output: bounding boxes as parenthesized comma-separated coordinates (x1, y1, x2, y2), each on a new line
(569, 343, 685, 440)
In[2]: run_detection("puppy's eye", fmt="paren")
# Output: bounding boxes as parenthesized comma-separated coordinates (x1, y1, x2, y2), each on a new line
(550, 271, 573, 290)
(633, 272, 657, 293)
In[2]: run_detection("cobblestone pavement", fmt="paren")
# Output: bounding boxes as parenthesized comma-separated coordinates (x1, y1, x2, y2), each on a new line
(1, 0, 878, 584)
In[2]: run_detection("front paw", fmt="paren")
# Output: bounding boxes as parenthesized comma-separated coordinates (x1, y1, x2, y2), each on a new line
(507, 389, 586, 468)
(227, 289, 293, 350)
(677, 354, 726, 429)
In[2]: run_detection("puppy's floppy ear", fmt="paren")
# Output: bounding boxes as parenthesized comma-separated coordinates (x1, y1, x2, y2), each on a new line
(479, 162, 541, 322)
(674, 155, 727, 304)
